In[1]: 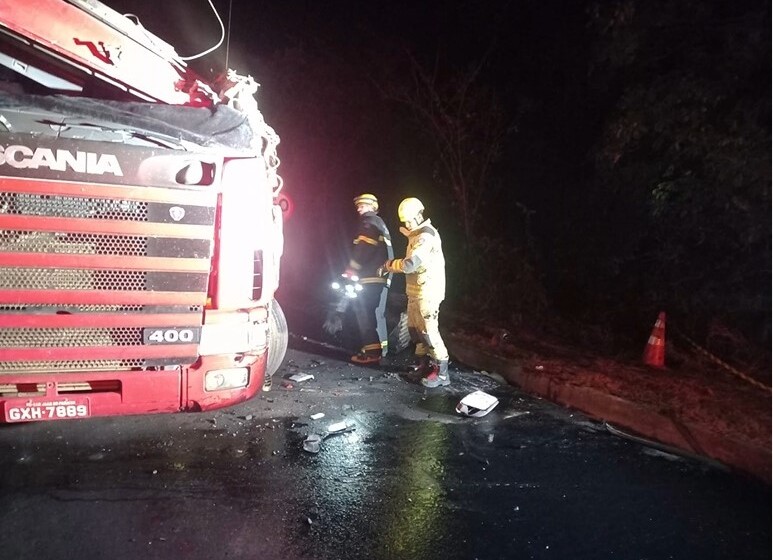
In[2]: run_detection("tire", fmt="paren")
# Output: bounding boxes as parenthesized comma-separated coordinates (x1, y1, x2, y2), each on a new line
(387, 311, 411, 355)
(266, 299, 288, 378)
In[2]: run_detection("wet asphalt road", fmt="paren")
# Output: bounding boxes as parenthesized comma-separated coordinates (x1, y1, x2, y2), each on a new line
(0, 340, 769, 560)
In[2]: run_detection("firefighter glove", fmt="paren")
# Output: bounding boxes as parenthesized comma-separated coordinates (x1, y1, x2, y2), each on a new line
(377, 260, 391, 277)
(322, 311, 344, 335)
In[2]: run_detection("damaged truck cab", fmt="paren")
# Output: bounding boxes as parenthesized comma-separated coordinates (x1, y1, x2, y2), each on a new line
(0, 0, 288, 422)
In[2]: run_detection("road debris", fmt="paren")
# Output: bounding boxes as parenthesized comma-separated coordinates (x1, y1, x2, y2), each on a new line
(289, 373, 315, 383)
(327, 421, 348, 433)
(310, 412, 325, 420)
(302, 422, 357, 454)
(456, 390, 499, 417)
(303, 434, 323, 453)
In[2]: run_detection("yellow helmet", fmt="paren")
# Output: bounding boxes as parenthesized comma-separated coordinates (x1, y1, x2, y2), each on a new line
(398, 197, 424, 222)
(353, 193, 378, 211)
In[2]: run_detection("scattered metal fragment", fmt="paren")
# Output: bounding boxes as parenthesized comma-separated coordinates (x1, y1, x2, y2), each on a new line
(303, 433, 323, 453)
(302, 423, 356, 453)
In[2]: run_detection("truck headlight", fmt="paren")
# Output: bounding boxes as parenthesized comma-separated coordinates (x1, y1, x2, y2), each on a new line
(204, 368, 249, 391)
(199, 321, 268, 355)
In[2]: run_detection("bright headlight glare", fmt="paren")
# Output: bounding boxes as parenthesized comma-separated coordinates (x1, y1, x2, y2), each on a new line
(200, 322, 267, 355)
(205, 368, 249, 391)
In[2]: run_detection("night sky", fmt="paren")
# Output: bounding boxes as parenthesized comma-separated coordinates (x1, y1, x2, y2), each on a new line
(112, 0, 593, 257)
(109, 0, 770, 360)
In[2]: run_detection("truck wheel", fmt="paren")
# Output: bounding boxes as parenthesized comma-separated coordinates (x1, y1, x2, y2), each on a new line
(266, 299, 288, 378)
(387, 311, 410, 355)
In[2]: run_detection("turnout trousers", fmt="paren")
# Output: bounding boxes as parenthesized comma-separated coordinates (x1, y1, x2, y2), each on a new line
(352, 283, 388, 357)
(406, 295, 448, 362)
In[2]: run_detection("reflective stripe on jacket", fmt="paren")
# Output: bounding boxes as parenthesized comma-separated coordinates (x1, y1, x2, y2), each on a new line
(348, 211, 393, 284)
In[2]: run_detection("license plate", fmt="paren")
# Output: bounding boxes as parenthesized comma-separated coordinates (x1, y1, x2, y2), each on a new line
(4, 397, 91, 423)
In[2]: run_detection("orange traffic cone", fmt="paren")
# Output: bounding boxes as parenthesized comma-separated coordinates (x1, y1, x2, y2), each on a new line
(643, 311, 666, 368)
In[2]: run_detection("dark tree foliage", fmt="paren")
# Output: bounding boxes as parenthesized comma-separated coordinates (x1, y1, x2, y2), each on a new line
(383, 53, 508, 244)
(377, 50, 547, 324)
(254, 44, 401, 301)
(560, 0, 771, 359)
(127, 0, 769, 368)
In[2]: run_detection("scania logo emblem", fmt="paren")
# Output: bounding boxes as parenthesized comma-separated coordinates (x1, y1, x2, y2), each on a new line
(169, 206, 185, 221)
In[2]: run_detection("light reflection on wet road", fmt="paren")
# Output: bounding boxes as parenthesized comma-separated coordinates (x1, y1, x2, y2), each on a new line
(0, 346, 769, 560)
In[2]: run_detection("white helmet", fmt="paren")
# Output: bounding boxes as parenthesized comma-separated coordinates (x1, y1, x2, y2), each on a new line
(398, 197, 424, 223)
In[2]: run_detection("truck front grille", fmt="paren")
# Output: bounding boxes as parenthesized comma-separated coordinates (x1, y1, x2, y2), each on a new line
(0, 231, 148, 256)
(1, 268, 146, 290)
(0, 327, 142, 348)
(0, 359, 144, 373)
(0, 192, 149, 221)
(0, 147, 218, 374)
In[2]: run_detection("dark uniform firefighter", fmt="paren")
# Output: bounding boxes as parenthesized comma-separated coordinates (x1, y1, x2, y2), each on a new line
(380, 197, 449, 387)
(345, 193, 393, 365)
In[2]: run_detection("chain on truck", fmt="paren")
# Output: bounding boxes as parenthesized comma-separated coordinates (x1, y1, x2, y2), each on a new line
(0, 0, 289, 423)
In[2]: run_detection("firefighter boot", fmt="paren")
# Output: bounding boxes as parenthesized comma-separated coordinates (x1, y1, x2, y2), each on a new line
(351, 351, 381, 365)
(421, 359, 450, 388)
(407, 355, 430, 374)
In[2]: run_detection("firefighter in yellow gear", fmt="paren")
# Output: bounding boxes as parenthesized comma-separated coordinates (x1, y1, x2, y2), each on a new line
(380, 197, 449, 387)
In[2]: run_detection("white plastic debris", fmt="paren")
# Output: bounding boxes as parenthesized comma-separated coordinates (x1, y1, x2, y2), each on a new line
(456, 390, 499, 418)
(289, 373, 314, 383)
(327, 421, 348, 433)
(310, 412, 325, 420)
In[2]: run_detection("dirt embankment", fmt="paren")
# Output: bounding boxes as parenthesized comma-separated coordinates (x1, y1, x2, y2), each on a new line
(445, 326, 771, 483)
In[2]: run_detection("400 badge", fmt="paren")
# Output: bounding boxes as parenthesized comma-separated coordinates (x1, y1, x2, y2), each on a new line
(142, 327, 201, 345)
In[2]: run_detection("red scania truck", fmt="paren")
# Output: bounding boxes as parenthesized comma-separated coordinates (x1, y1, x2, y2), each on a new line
(0, 0, 289, 422)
